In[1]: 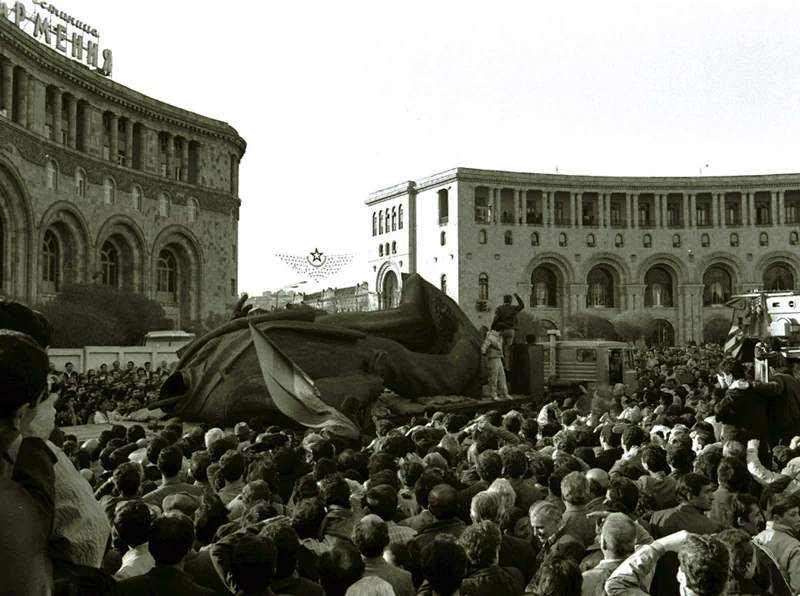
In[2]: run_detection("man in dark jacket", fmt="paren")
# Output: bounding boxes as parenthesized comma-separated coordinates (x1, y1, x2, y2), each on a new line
(458, 521, 524, 596)
(117, 512, 214, 596)
(492, 293, 524, 371)
(752, 372, 800, 446)
(0, 330, 59, 596)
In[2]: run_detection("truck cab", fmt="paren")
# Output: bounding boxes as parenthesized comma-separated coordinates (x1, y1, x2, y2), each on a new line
(526, 332, 637, 398)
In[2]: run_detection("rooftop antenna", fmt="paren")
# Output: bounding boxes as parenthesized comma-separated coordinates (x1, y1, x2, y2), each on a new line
(700, 164, 709, 175)
(556, 166, 559, 174)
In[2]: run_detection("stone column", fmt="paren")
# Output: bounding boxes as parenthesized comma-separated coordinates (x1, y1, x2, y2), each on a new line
(633, 193, 639, 229)
(689, 193, 696, 228)
(16, 70, 28, 128)
(597, 193, 604, 229)
(80, 103, 92, 153)
(778, 190, 785, 226)
(1, 60, 13, 118)
(605, 193, 612, 228)
(577, 192, 583, 229)
(25, 74, 34, 129)
(165, 133, 174, 179)
(771, 191, 778, 227)
(108, 113, 118, 163)
(542, 191, 550, 228)
(514, 189, 522, 225)
(625, 193, 631, 228)
(52, 87, 62, 143)
(676, 285, 685, 346)
(66, 95, 77, 148)
(740, 192, 747, 226)
(570, 193, 576, 228)
(124, 119, 133, 168)
(748, 191, 756, 227)
(492, 187, 499, 224)
(654, 193, 662, 228)
(138, 124, 149, 172)
(711, 192, 718, 228)
(181, 139, 189, 183)
(661, 194, 669, 228)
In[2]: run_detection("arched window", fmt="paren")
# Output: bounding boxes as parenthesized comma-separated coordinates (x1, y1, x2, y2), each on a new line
(132, 186, 143, 211)
(760, 232, 769, 247)
(187, 198, 198, 222)
(379, 212, 384, 234)
(398, 205, 404, 229)
(478, 273, 489, 301)
(100, 241, 118, 287)
(391, 241, 396, 254)
(378, 244, 383, 257)
(587, 234, 596, 247)
(672, 234, 681, 248)
(730, 233, 739, 247)
(644, 266, 674, 307)
(392, 207, 397, 231)
(384, 210, 390, 233)
(587, 266, 614, 307)
(478, 230, 487, 244)
(791, 232, 799, 246)
(372, 213, 377, 236)
(157, 250, 177, 294)
(441, 231, 446, 246)
(75, 170, 86, 198)
(46, 160, 57, 190)
(42, 230, 58, 292)
(440, 274, 447, 295)
(531, 232, 539, 246)
(504, 231, 513, 245)
(531, 266, 557, 307)
(701, 233, 710, 247)
(103, 178, 115, 205)
(558, 233, 567, 247)
(703, 266, 732, 306)
(159, 193, 170, 217)
(385, 243, 389, 256)
(764, 263, 794, 291)
(615, 234, 623, 248)
(643, 234, 652, 248)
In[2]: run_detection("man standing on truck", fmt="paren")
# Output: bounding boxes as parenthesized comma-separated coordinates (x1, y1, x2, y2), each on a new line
(482, 324, 511, 401)
(492, 293, 525, 372)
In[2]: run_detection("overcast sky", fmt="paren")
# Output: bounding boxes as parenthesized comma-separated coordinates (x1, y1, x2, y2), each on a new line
(29, 1, 800, 296)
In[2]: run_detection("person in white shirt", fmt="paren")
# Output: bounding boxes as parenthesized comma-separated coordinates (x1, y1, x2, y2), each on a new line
(113, 501, 156, 580)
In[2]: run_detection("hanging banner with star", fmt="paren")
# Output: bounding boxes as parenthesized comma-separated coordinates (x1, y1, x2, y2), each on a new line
(276, 248, 355, 283)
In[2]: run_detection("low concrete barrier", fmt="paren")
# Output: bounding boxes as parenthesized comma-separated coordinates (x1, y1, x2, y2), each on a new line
(48, 346, 181, 373)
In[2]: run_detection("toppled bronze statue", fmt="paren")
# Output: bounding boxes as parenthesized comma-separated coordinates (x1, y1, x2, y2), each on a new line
(153, 274, 483, 427)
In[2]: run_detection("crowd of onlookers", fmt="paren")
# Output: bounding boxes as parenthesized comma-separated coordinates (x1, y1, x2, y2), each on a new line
(6, 295, 800, 595)
(50, 359, 172, 427)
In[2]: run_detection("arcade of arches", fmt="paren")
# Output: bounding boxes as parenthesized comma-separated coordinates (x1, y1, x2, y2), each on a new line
(10, 211, 203, 328)
(489, 256, 799, 346)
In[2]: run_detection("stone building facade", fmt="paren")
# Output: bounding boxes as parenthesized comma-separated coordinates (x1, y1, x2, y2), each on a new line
(366, 167, 800, 346)
(0, 17, 245, 328)
(249, 283, 376, 314)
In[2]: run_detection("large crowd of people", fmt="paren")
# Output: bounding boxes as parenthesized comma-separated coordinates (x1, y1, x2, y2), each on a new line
(5, 296, 800, 596)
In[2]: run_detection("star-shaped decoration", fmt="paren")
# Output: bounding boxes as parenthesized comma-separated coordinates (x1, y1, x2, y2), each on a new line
(310, 248, 324, 263)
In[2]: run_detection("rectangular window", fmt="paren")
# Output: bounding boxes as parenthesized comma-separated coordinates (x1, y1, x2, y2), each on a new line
(103, 146, 110, 160)
(61, 130, 68, 145)
(726, 204, 739, 225)
(474, 196, 491, 224)
(696, 205, 709, 226)
(756, 204, 770, 224)
(554, 202, 564, 224)
(232, 244, 236, 263)
(639, 204, 651, 226)
(610, 204, 621, 225)
(787, 204, 799, 224)
(231, 278, 237, 296)
(666, 206, 679, 226)
(160, 163, 167, 177)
